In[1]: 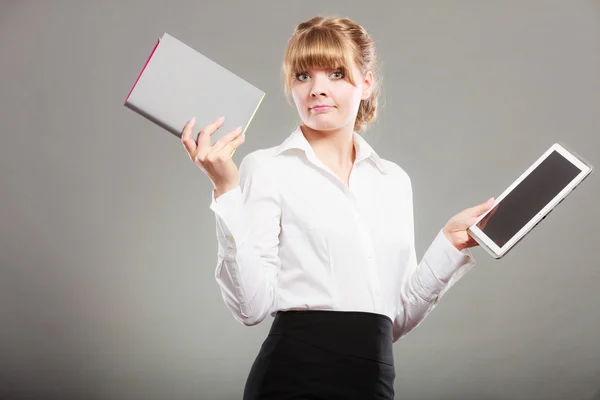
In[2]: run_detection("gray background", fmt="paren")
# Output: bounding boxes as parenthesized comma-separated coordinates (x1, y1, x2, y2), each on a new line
(1, 1, 599, 399)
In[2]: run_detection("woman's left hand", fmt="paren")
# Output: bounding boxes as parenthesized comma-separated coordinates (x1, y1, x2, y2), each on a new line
(443, 197, 495, 251)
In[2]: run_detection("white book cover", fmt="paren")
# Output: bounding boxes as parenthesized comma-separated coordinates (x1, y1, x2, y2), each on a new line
(125, 32, 265, 148)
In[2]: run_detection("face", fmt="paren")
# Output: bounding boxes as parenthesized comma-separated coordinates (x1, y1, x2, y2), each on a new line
(290, 63, 373, 132)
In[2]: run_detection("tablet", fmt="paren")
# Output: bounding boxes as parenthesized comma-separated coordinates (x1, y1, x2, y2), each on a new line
(467, 143, 593, 259)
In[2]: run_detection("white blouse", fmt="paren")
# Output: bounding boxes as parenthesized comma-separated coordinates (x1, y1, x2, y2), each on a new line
(209, 126, 476, 342)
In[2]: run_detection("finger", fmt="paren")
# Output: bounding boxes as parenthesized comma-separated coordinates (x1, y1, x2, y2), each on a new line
(213, 126, 243, 152)
(181, 118, 197, 156)
(471, 197, 495, 216)
(462, 199, 494, 227)
(466, 238, 478, 249)
(219, 130, 246, 156)
(197, 116, 226, 149)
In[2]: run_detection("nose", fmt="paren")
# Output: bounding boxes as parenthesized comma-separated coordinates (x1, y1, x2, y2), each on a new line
(309, 73, 329, 98)
(310, 88, 327, 97)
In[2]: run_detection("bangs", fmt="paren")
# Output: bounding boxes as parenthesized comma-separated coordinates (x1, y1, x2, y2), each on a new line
(283, 27, 358, 93)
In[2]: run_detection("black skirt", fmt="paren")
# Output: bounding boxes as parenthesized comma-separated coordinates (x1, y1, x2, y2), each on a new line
(243, 310, 395, 400)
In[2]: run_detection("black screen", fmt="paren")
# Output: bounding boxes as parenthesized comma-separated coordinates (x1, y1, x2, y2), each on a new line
(476, 150, 581, 248)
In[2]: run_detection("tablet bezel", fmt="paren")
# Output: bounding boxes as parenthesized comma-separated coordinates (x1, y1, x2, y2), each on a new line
(467, 142, 593, 259)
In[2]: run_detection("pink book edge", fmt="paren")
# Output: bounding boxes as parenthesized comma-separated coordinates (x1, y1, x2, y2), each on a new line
(124, 38, 161, 104)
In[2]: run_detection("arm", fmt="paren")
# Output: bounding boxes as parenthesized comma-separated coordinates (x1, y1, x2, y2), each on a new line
(392, 176, 476, 342)
(209, 153, 282, 326)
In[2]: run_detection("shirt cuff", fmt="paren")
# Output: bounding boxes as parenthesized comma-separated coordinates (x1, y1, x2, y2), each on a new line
(422, 229, 475, 284)
(209, 187, 251, 255)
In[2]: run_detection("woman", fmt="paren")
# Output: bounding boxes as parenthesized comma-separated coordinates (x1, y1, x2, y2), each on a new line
(181, 15, 494, 400)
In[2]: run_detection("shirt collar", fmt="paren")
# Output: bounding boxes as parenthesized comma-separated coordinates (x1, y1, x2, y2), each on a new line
(274, 125, 390, 175)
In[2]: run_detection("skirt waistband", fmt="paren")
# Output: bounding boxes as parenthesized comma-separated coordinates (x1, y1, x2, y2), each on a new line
(269, 310, 394, 365)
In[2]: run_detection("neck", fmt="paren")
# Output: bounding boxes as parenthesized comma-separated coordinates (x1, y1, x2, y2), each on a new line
(300, 124, 356, 169)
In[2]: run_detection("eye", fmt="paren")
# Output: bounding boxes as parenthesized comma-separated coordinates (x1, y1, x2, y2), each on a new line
(331, 70, 345, 79)
(295, 72, 309, 81)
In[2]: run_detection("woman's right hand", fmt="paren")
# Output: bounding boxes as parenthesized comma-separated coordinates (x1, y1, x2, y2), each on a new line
(181, 116, 246, 197)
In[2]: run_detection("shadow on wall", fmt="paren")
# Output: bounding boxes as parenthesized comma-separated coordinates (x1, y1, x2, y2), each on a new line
(0, 254, 109, 399)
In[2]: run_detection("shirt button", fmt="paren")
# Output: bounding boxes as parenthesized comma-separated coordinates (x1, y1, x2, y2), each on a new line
(226, 235, 234, 243)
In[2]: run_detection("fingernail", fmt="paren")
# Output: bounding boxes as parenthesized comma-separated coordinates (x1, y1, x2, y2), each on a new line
(191, 117, 196, 124)
(236, 126, 242, 132)
(218, 116, 225, 122)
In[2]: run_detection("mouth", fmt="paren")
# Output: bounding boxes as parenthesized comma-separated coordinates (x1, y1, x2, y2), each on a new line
(310, 105, 335, 111)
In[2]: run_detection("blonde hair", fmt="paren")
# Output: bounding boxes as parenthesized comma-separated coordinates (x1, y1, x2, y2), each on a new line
(282, 16, 380, 133)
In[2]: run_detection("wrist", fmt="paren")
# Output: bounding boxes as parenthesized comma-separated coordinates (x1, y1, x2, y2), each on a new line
(442, 228, 462, 251)
(214, 184, 239, 200)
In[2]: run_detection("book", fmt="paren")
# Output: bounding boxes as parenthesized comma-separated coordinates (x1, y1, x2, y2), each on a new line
(124, 32, 265, 154)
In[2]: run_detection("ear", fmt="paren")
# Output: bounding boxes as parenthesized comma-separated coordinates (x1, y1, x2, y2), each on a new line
(361, 70, 374, 100)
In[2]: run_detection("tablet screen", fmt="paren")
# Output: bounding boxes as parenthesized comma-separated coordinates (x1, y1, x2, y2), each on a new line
(476, 150, 581, 247)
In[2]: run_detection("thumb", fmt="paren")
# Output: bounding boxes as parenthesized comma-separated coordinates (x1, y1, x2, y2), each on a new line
(472, 197, 495, 215)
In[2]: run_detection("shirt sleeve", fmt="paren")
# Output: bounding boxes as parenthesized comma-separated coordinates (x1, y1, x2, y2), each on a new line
(392, 175, 477, 342)
(208, 153, 282, 326)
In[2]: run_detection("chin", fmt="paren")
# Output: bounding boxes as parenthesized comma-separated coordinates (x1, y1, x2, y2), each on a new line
(303, 117, 347, 132)
(306, 122, 337, 132)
